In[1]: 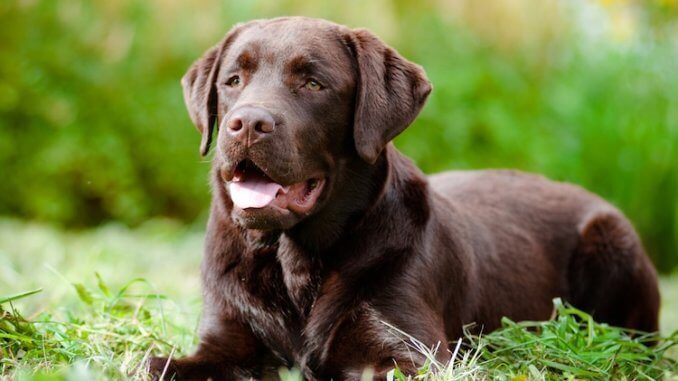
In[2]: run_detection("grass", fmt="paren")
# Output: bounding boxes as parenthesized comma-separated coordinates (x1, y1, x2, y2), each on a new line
(1, 278, 189, 380)
(1, 218, 677, 380)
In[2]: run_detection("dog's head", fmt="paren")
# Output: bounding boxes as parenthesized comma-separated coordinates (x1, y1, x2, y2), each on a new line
(182, 17, 431, 230)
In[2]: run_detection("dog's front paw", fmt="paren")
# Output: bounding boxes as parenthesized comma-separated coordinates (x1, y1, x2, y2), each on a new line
(147, 355, 229, 381)
(147, 356, 178, 380)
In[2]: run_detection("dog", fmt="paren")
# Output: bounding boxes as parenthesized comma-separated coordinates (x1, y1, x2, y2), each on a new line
(148, 16, 660, 380)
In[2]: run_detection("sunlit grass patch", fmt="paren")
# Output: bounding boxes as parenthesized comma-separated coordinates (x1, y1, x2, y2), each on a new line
(1, 276, 195, 381)
(378, 299, 676, 380)
(472, 300, 677, 380)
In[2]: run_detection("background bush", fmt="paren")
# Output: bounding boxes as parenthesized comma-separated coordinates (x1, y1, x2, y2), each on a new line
(0, 0, 675, 272)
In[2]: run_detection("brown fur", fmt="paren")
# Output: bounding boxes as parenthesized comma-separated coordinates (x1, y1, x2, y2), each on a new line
(148, 17, 660, 381)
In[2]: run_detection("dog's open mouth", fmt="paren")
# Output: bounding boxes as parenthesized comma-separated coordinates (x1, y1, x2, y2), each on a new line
(228, 160, 325, 214)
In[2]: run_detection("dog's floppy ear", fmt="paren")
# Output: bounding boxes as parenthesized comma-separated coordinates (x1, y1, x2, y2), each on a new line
(345, 29, 432, 164)
(181, 26, 243, 156)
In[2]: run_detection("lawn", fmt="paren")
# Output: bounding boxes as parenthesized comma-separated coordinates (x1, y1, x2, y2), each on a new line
(1, 218, 676, 380)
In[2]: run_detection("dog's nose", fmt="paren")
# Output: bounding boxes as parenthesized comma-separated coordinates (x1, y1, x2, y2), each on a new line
(226, 107, 275, 144)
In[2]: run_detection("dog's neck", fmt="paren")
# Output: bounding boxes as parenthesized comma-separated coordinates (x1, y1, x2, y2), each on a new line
(284, 149, 391, 252)
(276, 146, 431, 319)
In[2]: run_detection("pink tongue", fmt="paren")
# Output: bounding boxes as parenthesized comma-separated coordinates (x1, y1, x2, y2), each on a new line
(229, 178, 284, 209)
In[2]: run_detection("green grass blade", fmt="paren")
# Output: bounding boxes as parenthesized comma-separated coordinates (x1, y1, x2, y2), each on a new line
(0, 289, 43, 305)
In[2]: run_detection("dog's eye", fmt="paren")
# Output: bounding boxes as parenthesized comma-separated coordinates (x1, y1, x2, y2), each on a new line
(225, 75, 241, 87)
(304, 79, 322, 91)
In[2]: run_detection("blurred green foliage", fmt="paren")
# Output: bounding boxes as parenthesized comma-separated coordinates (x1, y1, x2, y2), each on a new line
(0, 0, 675, 271)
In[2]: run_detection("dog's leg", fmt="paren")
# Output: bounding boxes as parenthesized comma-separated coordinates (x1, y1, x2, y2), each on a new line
(147, 355, 231, 381)
(148, 319, 271, 381)
(304, 301, 450, 380)
(568, 210, 660, 333)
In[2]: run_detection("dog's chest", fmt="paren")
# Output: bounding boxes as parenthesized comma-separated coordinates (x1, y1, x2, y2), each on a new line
(230, 242, 320, 361)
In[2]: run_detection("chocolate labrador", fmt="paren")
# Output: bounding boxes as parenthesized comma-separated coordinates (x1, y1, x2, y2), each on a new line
(149, 17, 660, 380)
